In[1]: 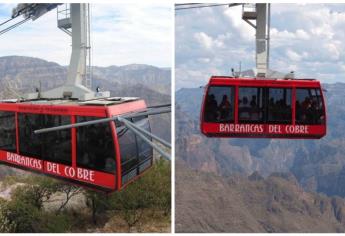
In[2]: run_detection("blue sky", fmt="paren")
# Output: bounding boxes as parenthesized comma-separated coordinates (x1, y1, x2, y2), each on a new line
(175, 3, 345, 89)
(0, 3, 172, 68)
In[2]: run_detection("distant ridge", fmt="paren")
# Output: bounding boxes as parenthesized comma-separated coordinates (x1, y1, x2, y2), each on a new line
(176, 160, 345, 233)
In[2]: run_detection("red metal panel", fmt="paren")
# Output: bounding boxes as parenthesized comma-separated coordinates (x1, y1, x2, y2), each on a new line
(43, 161, 115, 189)
(106, 100, 147, 116)
(107, 100, 148, 190)
(199, 86, 208, 132)
(320, 87, 327, 135)
(71, 116, 76, 169)
(201, 123, 326, 138)
(0, 150, 115, 190)
(15, 112, 19, 154)
(0, 150, 43, 171)
(0, 103, 108, 117)
(105, 107, 118, 190)
(209, 77, 321, 89)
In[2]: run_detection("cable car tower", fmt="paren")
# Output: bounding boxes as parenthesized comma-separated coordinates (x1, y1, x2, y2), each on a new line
(24, 4, 108, 100)
(242, 3, 270, 77)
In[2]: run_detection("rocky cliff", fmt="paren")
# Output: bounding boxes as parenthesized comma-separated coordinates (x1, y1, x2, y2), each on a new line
(176, 160, 345, 233)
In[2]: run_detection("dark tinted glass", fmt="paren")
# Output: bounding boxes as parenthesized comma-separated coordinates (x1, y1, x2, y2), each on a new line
(42, 115, 71, 165)
(0, 111, 16, 152)
(117, 123, 138, 182)
(204, 86, 234, 122)
(296, 88, 325, 125)
(19, 114, 71, 165)
(132, 116, 153, 172)
(19, 114, 43, 158)
(267, 88, 292, 124)
(77, 117, 116, 173)
(238, 87, 265, 123)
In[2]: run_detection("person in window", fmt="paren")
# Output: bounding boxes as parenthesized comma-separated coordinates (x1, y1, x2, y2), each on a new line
(301, 97, 311, 123)
(219, 94, 231, 121)
(268, 98, 275, 120)
(307, 99, 318, 124)
(239, 96, 251, 120)
(296, 100, 302, 121)
(249, 95, 259, 120)
(316, 97, 325, 124)
(205, 94, 218, 122)
(250, 95, 257, 108)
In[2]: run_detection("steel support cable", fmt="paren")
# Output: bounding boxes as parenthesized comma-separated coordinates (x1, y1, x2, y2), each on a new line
(0, 18, 16, 28)
(34, 106, 171, 134)
(0, 17, 31, 36)
(175, 3, 202, 6)
(0, 4, 59, 36)
(118, 117, 171, 161)
(121, 117, 171, 148)
(147, 104, 171, 109)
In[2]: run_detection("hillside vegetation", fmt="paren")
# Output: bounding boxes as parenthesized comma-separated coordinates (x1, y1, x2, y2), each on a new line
(0, 160, 170, 233)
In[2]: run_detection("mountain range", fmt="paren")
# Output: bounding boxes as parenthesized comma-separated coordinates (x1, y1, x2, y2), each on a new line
(0, 56, 171, 141)
(176, 160, 345, 233)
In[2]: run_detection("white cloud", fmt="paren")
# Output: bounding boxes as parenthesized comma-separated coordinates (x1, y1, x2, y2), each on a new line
(324, 42, 340, 60)
(295, 29, 310, 40)
(224, 6, 255, 42)
(194, 32, 213, 50)
(286, 49, 302, 62)
(0, 3, 171, 67)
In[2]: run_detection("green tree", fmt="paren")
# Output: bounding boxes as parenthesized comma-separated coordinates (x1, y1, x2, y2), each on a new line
(0, 198, 40, 233)
(109, 159, 171, 231)
(84, 190, 110, 224)
(11, 177, 58, 209)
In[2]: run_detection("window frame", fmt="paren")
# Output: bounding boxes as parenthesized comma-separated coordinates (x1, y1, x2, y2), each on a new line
(267, 87, 293, 124)
(0, 111, 16, 152)
(295, 87, 325, 125)
(18, 113, 72, 165)
(76, 116, 116, 174)
(238, 86, 266, 124)
(203, 85, 235, 123)
(131, 116, 153, 165)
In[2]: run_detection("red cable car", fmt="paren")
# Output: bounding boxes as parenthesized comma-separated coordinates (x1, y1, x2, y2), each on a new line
(201, 76, 326, 138)
(0, 97, 153, 192)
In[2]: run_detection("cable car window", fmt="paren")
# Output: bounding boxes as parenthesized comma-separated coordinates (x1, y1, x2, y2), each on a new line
(204, 86, 234, 123)
(239, 87, 265, 123)
(19, 114, 43, 158)
(19, 114, 71, 165)
(268, 88, 292, 124)
(117, 123, 139, 184)
(0, 111, 16, 152)
(132, 116, 153, 173)
(42, 115, 71, 165)
(296, 88, 325, 125)
(76, 117, 116, 173)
